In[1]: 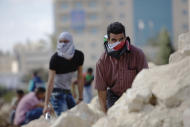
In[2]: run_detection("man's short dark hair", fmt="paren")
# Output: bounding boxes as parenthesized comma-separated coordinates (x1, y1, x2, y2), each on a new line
(87, 68, 93, 73)
(16, 89, 24, 96)
(33, 71, 38, 76)
(36, 87, 46, 94)
(107, 22, 126, 39)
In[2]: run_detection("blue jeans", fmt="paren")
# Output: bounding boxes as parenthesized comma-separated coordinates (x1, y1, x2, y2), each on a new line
(106, 89, 120, 109)
(83, 85, 93, 104)
(50, 91, 76, 116)
(20, 107, 43, 125)
(10, 110, 15, 124)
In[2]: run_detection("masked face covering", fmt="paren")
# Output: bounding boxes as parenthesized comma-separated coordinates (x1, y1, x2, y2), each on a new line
(104, 36, 130, 59)
(57, 32, 75, 60)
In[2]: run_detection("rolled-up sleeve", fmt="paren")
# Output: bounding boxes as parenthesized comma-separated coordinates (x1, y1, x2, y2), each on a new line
(95, 59, 107, 91)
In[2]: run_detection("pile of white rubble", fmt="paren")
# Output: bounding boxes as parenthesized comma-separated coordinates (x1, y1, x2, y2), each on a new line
(24, 32, 190, 127)
(23, 96, 104, 127)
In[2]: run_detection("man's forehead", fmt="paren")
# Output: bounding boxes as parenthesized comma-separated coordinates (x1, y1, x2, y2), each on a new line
(110, 33, 125, 39)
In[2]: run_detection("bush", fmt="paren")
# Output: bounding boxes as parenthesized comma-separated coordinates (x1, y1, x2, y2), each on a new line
(0, 86, 16, 103)
(157, 28, 175, 64)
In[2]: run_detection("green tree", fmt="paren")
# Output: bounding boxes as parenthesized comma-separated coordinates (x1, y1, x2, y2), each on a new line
(147, 33, 159, 47)
(157, 28, 174, 64)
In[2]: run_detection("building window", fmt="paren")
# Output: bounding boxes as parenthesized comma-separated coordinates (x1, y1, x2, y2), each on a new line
(105, 1, 111, 6)
(119, 1, 125, 6)
(138, 19, 145, 31)
(181, 0, 188, 3)
(90, 27, 98, 34)
(91, 54, 97, 61)
(73, 27, 84, 34)
(88, 1, 97, 8)
(182, 24, 188, 31)
(90, 42, 97, 48)
(89, 14, 97, 20)
(75, 42, 84, 48)
(182, 9, 188, 15)
(62, 27, 69, 32)
(71, 10, 85, 33)
(62, 15, 69, 22)
(74, 2, 83, 8)
(106, 14, 112, 20)
(61, 2, 68, 9)
(119, 13, 125, 19)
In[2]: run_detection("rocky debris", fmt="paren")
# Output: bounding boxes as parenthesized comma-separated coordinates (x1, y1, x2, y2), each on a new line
(134, 58, 190, 108)
(93, 32, 190, 127)
(21, 96, 103, 127)
(126, 88, 152, 112)
(51, 102, 104, 127)
(148, 62, 156, 68)
(183, 108, 190, 127)
(0, 103, 12, 127)
(93, 56, 190, 127)
(169, 32, 190, 63)
(23, 116, 51, 127)
(23, 107, 57, 127)
(88, 96, 102, 113)
(0, 104, 11, 116)
(178, 32, 190, 51)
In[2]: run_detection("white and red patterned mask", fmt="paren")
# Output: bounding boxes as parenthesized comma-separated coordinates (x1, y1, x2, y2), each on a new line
(108, 41, 126, 51)
(104, 38, 130, 59)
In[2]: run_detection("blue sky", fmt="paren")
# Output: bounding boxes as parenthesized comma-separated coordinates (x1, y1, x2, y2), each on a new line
(0, 0, 53, 52)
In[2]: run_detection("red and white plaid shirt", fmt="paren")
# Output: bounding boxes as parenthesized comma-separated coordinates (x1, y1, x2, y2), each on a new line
(95, 45, 148, 96)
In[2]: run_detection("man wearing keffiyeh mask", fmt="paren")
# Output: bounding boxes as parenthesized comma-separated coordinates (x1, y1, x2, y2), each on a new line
(95, 22, 148, 113)
(57, 32, 75, 59)
(43, 32, 84, 116)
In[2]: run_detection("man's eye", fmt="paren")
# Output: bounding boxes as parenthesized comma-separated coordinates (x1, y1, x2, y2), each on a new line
(120, 38, 124, 41)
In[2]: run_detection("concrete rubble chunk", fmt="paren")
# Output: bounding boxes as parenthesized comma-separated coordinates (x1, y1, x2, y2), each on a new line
(148, 62, 156, 68)
(183, 108, 190, 127)
(178, 32, 190, 52)
(23, 116, 51, 127)
(133, 57, 190, 108)
(126, 88, 152, 112)
(88, 96, 102, 114)
(169, 32, 190, 64)
(51, 102, 104, 127)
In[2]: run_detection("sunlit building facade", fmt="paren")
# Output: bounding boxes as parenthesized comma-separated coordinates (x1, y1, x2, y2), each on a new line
(53, 0, 133, 67)
(53, 0, 189, 66)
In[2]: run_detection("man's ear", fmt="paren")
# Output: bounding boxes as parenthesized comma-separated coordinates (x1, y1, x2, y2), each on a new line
(126, 36, 131, 44)
(107, 37, 111, 43)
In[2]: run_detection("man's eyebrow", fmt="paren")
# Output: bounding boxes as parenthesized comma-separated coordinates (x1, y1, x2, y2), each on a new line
(119, 37, 124, 40)
(111, 38, 117, 41)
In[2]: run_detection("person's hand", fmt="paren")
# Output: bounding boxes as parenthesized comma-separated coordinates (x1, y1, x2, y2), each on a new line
(43, 105, 52, 115)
